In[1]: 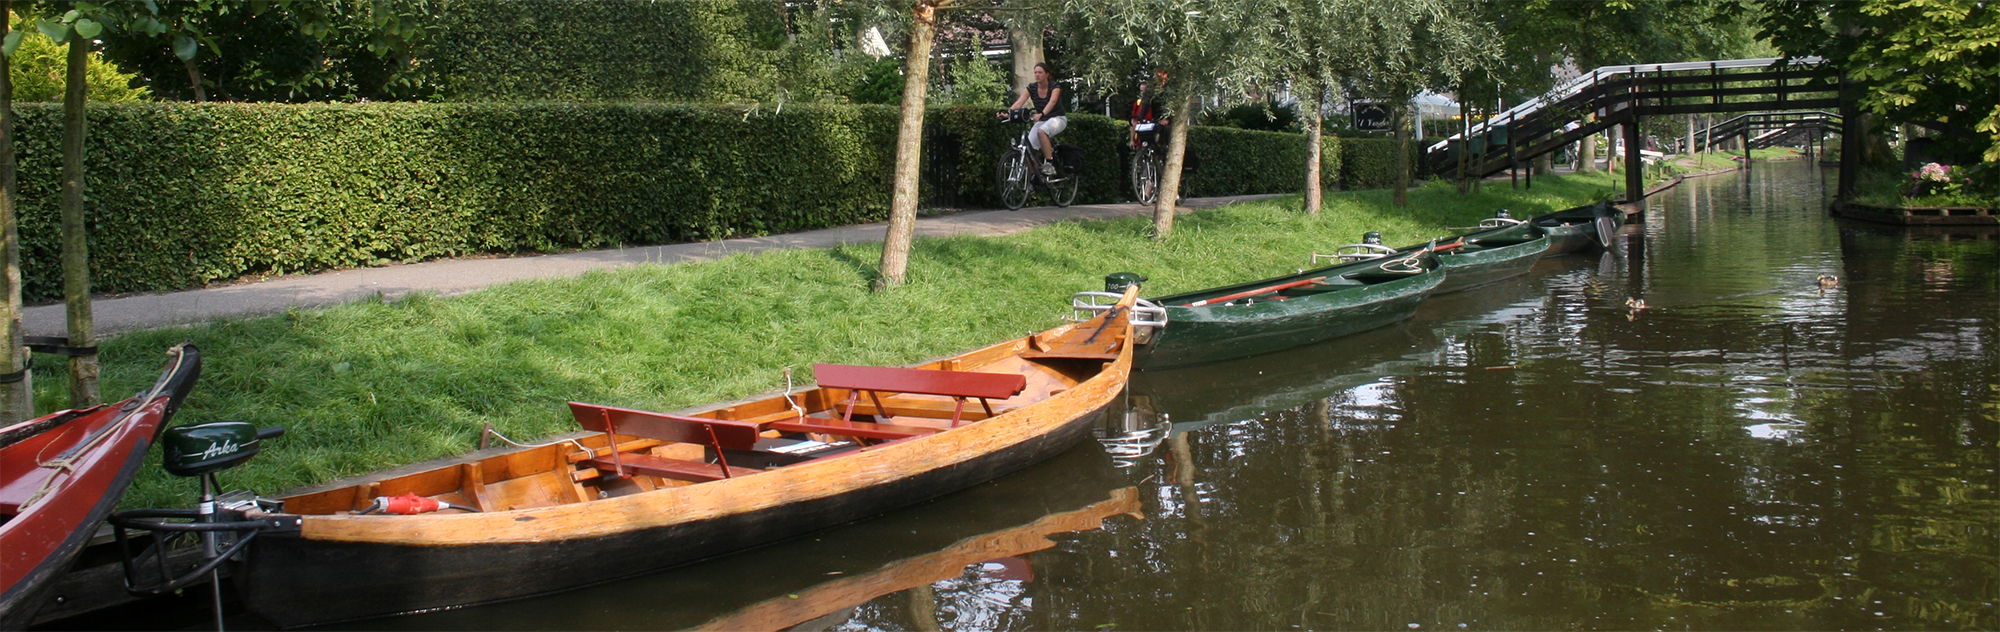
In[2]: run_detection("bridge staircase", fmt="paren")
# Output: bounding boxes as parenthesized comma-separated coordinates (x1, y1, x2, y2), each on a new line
(1426, 57, 1841, 197)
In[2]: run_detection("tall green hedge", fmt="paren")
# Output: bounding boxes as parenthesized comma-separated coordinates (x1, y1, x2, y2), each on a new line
(1336, 137, 1436, 190)
(12, 102, 896, 301)
(12, 103, 1423, 301)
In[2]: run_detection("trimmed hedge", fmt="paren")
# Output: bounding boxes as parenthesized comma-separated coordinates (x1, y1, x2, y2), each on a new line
(13, 102, 897, 301)
(13, 103, 1425, 301)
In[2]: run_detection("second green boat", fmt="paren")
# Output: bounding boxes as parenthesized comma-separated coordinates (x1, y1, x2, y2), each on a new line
(1132, 246, 1447, 369)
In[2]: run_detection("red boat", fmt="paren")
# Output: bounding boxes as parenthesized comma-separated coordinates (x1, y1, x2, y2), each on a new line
(0, 344, 201, 629)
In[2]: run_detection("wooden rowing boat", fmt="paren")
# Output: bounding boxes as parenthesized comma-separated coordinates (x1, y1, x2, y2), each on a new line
(1135, 247, 1446, 369)
(226, 290, 1140, 627)
(0, 345, 201, 629)
(1531, 201, 1622, 256)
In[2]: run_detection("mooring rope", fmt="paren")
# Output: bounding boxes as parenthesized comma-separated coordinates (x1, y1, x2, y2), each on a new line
(22, 347, 189, 512)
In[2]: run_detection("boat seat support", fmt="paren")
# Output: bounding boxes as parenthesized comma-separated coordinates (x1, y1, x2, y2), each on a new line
(568, 402, 763, 479)
(811, 363, 1025, 427)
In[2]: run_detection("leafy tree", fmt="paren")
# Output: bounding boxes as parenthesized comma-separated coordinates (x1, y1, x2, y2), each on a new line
(1327, 0, 1497, 207)
(1266, 0, 1338, 215)
(0, 1, 22, 421)
(1065, 0, 1267, 239)
(6, 16, 145, 102)
(1756, 0, 1999, 163)
(93, 0, 438, 102)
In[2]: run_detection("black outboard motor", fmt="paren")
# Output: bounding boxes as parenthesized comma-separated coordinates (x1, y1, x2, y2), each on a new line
(1362, 231, 1383, 245)
(1494, 208, 1512, 220)
(112, 422, 291, 631)
(1104, 272, 1148, 294)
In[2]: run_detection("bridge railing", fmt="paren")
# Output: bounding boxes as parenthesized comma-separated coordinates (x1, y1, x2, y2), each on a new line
(1427, 56, 1839, 179)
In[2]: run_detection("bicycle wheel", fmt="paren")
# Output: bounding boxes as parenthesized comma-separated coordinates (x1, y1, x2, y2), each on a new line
(996, 149, 1031, 210)
(1046, 159, 1080, 208)
(1131, 148, 1160, 205)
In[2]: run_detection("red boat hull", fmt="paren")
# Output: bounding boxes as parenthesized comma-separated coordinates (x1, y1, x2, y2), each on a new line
(0, 346, 201, 628)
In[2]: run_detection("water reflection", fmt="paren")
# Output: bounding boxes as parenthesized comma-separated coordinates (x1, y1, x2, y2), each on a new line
(330, 162, 1994, 631)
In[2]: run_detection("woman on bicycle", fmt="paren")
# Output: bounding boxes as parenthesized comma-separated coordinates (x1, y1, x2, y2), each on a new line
(999, 63, 1067, 176)
(1130, 72, 1169, 148)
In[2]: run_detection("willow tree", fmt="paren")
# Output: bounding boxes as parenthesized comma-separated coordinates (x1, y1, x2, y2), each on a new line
(1066, 0, 1263, 240)
(1327, 0, 1495, 207)
(1266, 0, 1341, 215)
(875, 0, 950, 290)
(0, 0, 23, 422)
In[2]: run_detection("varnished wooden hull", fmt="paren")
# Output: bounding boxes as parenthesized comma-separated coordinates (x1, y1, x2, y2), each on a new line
(233, 315, 1134, 628)
(235, 413, 1104, 627)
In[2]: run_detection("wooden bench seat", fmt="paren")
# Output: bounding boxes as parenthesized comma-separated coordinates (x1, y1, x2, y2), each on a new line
(569, 402, 766, 481)
(812, 363, 1026, 427)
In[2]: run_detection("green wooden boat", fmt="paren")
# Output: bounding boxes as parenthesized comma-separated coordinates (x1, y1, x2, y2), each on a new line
(1432, 217, 1550, 293)
(1531, 201, 1621, 256)
(1133, 247, 1446, 369)
(1333, 216, 1548, 295)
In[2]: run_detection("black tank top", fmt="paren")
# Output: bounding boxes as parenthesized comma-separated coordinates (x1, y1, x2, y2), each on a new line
(1029, 82, 1066, 117)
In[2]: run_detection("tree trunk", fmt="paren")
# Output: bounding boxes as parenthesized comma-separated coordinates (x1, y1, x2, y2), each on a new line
(874, 1, 936, 291)
(1152, 95, 1193, 240)
(1004, 13, 1043, 95)
(1579, 125, 1597, 173)
(1605, 127, 1617, 174)
(0, 0, 27, 423)
(1303, 86, 1322, 216)
(1392, 102, 1409, 208)
(1455, 93, 1467, 193)
(61, 33, 98, 407)
(181, 57, 207, 102)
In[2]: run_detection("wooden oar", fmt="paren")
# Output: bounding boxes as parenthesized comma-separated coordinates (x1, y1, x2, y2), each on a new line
(1186, 277, 1327, 307)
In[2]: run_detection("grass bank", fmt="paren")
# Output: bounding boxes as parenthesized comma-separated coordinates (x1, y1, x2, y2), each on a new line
(67, 172, 1622, 509)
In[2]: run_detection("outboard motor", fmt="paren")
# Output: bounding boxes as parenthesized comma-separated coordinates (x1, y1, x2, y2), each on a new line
(112, 422, 291, 631)
(1104, 272, 1148, 294)
(1362, 231, 1383, 245)
(1494, 208, 1511, 220)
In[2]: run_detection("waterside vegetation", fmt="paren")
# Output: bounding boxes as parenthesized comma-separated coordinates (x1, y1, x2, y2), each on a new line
(62, 172, 1624, 509)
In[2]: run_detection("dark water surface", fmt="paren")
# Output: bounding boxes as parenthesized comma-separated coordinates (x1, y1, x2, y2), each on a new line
(339, 161, 1997, 631)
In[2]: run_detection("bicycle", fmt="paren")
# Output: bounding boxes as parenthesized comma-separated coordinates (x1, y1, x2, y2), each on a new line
(994, 108, 1080, 210)
(1128, 120, 1183, 206)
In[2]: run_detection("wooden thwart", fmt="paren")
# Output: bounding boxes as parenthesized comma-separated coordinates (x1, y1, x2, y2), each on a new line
(812, 363, 1025, 427)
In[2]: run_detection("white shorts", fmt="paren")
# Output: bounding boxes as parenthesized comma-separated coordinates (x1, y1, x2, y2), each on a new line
(1030, 116, 1068, 151)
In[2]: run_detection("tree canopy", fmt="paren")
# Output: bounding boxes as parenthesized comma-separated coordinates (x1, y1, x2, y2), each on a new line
(1756, 0, 1999, 162)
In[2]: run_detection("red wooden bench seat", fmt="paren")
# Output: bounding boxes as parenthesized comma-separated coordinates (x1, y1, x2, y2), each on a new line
(812, 363, 1027, 427)
(568, 402, 765, 480)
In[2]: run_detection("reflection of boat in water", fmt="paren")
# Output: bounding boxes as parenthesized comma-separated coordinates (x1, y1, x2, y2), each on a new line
(1123, 266, 1568, 439)
(314, 445, 1137, 631)
(691, 485, 1141, 631)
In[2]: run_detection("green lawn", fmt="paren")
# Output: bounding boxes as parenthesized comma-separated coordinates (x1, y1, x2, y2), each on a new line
(68, 173, 1624, 509)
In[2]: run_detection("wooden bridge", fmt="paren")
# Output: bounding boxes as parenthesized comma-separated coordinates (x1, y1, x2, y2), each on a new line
(1682, 110, 1840, 154)
(1426, 57, 1845, 205)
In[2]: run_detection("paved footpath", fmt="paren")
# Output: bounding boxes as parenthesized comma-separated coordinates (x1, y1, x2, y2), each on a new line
(28, 195, 1285, 336)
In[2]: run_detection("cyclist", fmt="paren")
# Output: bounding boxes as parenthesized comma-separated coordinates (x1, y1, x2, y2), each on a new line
(1129, 72, 1169, 148)
(998, 63, 1067, 176)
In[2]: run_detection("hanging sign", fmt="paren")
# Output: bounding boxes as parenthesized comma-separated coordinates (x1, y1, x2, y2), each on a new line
(1351, 100, 1392, 133)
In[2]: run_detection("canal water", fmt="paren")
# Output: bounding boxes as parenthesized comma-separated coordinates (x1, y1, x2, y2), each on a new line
(324, 160, 1995, 631)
